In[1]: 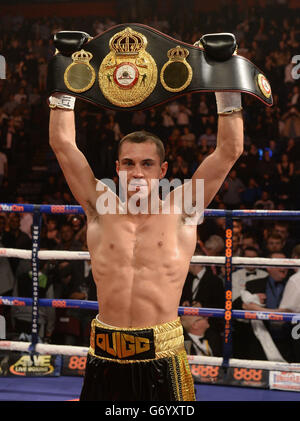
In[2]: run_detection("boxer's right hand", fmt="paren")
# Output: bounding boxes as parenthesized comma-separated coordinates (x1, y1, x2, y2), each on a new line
(48, 93, 76, 110)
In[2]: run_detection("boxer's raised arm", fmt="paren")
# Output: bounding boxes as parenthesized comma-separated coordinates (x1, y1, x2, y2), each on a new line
(164, 93, 243, 218)
(179, 92, 243, 212)
(192, 107, 243, 208)
(49, 107, 98, 214)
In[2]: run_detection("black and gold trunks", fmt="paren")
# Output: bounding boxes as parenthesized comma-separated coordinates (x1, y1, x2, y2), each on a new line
(80, 317, 195, 401)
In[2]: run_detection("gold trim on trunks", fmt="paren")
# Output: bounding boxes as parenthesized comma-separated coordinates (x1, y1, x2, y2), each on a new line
(89, 317, 185, 363)
(168, 350, 195, 400)
(98, 27, 157, 107)
(64, 49, 96, 93)
(160, 46, 193, 93)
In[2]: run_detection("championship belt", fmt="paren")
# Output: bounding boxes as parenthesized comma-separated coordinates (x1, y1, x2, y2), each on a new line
(47, 23, 273, 111)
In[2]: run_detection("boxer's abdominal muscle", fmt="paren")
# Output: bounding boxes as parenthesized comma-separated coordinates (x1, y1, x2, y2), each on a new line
(86, 212, 197, 327)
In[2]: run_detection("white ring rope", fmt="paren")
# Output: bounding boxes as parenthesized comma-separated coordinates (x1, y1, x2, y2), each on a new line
(1, 340, 300, 372)
(1, 248, 300, 268)
(0, 340, 89, 357)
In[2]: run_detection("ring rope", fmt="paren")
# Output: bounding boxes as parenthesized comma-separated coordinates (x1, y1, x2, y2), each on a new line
(0, 340, 299, 373)
(2, 203, 300, 219)
(1, 296, 299, 322)
(1, 248, 300, 268)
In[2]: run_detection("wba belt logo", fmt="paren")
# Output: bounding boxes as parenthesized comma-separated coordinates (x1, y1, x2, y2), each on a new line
(94, 327, 155, 360)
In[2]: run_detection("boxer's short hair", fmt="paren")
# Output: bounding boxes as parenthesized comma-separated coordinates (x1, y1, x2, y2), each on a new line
(118, 131, 165, 164)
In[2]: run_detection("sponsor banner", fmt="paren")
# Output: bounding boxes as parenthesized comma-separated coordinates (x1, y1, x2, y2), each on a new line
(0, 351, 61, 377)
(190, 364, 225, 385)
(190, 364, 268, 388)
(269, 371, 300, 392)
(62, 355, 87, 376)
(0, 204, 24, 212)
(227, 367, 268, 388)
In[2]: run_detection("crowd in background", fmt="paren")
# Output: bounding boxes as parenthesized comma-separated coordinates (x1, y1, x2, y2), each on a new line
(0, 1, 300, 362)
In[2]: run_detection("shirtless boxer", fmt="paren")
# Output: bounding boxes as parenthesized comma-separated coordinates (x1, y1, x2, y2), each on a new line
(49, 91, 243, 401)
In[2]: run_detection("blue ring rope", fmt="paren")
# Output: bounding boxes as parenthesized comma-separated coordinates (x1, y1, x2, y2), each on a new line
(1, 203, 300, 218)
(0, 296, 299, 323)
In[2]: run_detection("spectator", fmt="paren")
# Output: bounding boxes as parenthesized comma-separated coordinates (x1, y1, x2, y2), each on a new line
(176, 104, 192, 127)
(46, 216, 60, 245)
(285, 138, 298, 163)
(56, 222, 82, 252)
(231, 247, 268, 301)
(242, 244, 300, 362)
(6, 213, 31, 274)
(263, 232, 285, 256)
(234, 252, 291, 361)
(241, 177, 261, 208)
(221, 169, 245, 209)
(180, 258, 224, 309)
(11, 256, 56, 343)
(280, 107, 300, 139)
(241, 231, 260, 251)
(181, 307, 222, 357)
(257, 149, 276, 182)
(67, 215, 85, 237)
(0, 148, 8, 187)
(275, 153, 294, 207)
(38, 57, 47, 92)
(0, 215, 15, 296)
(161, 106, 175, 137)
(254, 190, 275, 210)
(204, 235, 224, 257)
(180, 249, 225, 335)
(13, 87, 27, 105)
(273, 221, 295, 256)
(180, 125, 196, 146)
(169, 156, 190, 181)
(232, 232, 243, 256)
(177, 137, 195, 166)
(131, 110, 146, 131)
(197, 127, 217, 148)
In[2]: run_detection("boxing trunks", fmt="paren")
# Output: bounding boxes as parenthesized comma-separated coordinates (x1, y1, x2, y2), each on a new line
(80, 317, 195, 401)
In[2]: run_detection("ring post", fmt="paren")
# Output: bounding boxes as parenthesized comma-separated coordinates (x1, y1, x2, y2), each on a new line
(29, 206, 42, 354)
(222, 210, 234, 368)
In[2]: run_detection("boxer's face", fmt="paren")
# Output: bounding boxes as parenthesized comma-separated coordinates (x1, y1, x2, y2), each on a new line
(116, 140, 168, 199)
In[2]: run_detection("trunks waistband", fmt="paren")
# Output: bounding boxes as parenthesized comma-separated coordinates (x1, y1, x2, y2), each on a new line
(88, 317, 185, 363)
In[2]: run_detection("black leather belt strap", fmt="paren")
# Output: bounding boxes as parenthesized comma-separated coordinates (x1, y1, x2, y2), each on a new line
(47, 23, 273, 111)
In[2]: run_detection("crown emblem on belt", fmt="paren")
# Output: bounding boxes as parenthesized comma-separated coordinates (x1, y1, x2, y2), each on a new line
(99, 27, 157, 107)
(110, 27, 146, 55)
(72, 49, 93, 62)
(64, 49, 95, 93)
(167, 46, 189, 61)
(160, 45, 193, 93)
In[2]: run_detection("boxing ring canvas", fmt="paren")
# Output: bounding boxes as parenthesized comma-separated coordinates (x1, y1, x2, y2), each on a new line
(1, 376, 300, 401)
